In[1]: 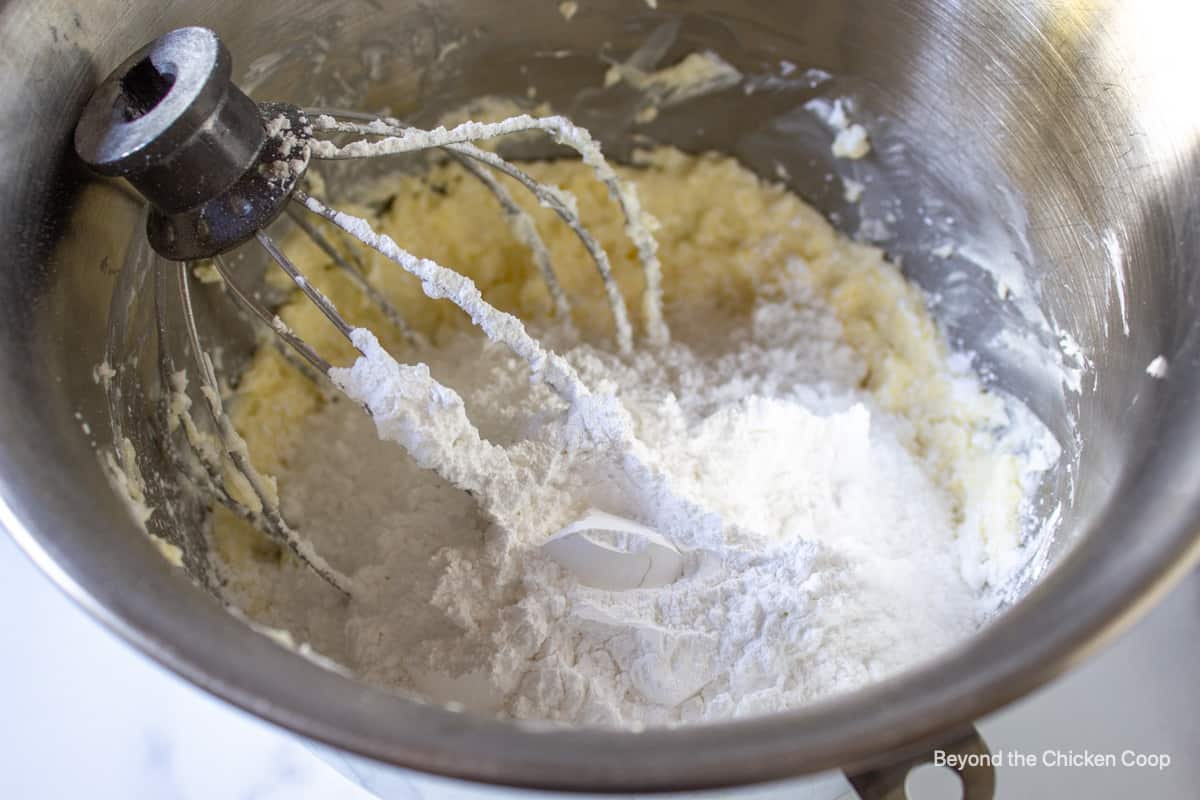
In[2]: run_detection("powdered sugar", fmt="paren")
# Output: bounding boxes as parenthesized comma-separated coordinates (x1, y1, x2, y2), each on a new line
(240, 251, 1048, 727)
(215, 143, 1060, 729)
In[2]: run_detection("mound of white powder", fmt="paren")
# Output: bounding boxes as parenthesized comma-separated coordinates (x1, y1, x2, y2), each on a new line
(235, 254, 1045, 728)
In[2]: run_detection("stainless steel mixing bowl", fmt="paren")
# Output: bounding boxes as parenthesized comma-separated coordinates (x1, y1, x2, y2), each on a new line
(3, 0, 1199, 797)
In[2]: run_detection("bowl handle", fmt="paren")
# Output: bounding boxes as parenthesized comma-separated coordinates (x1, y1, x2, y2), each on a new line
(844, 725, 994, 799)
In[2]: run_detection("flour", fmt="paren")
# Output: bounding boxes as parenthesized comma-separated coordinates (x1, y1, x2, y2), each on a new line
(221, 148, 1057, 729)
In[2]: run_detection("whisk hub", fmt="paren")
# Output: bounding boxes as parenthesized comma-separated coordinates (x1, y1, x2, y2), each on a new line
(75, 27, 312, 260)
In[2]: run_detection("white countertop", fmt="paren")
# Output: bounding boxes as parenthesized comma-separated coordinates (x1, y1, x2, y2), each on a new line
(1, 528, 1196, 799)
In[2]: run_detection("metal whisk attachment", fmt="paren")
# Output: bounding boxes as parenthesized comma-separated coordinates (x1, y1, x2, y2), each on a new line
(76, 27, 668, 593)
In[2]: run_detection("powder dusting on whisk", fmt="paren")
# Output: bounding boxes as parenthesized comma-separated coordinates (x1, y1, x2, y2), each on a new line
(303, 193, 589, 402)
(330, 328, 512, 495)
(310, 114, 667, 345)
(332, 325, 727, 556)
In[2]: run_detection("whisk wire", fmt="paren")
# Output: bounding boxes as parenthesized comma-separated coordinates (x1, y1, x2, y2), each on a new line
(157, 264, 308, 558)
(295, 188, 591, 403)
(177, 260, 353, 595)
(210, 254, 332, 376)
(307, 111, 667, 350)
(282, 205, 418, 346)
(440, 140, 632, 353)
(306, 104, 569, 310)
(255, 230, 358, 344)
(449, 153, 574, 326)
(153, 267, 241, 506)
